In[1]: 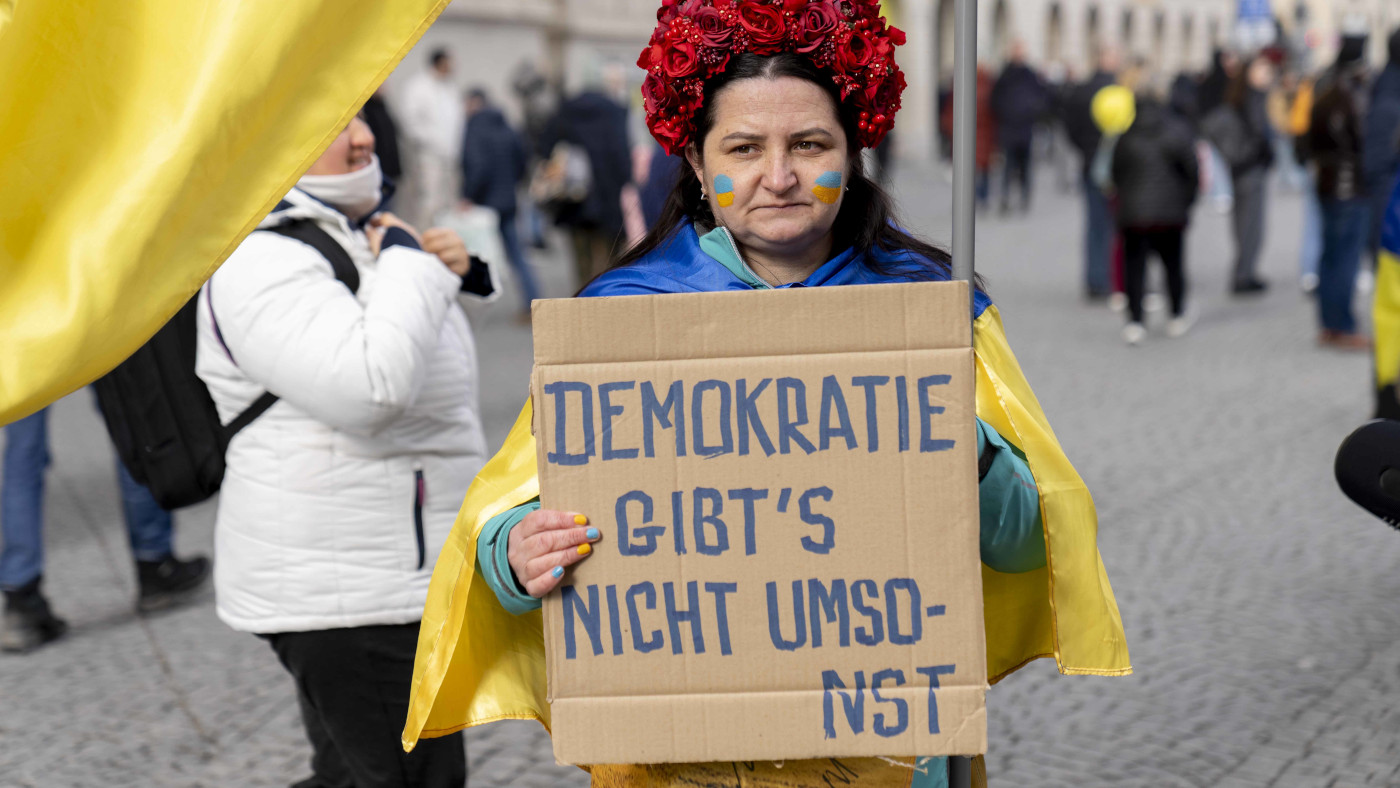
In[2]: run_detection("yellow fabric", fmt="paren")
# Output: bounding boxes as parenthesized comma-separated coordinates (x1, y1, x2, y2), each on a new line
(1288, 80, 1315, 138)
(0, 0, 449, 424)
(404, 304, 1130, 757)
(1375, 250, 1400, 389)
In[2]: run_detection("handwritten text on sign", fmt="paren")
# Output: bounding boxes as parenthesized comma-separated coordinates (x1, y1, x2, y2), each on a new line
(543, 373, 962, 739)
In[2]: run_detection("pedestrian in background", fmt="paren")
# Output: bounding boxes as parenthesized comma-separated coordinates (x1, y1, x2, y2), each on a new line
(196, 116, 497, 787)
(1304, 56, 1372, 350)
(1198, 50, 1240, 213)
(1364, 28, 1400, 265)
(541, 74, 632, 286)
(991, 40, 1048, 215)
(1111, 91, 1200, 345)
(1203, 54, 1276, 296)
(461, 88, 538, 319)
(362, 87, 403, 185)
(2, 405, 209, 652)
(1064, 47, 1120, 300)
(401, 48, 464, 228)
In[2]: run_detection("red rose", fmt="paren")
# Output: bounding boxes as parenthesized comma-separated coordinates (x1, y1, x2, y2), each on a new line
(834, 30, 875, 73)
(662, 37, 701, 78)
(642, 73, 683, 115)
(792, 1, 843, 53)
(738, 3, 785, 53)
(637, 42, 664, 72)
(692, 5, 733, 48)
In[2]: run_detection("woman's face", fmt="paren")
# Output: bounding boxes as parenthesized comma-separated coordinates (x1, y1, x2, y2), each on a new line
(305, 116, 376, 176)
(688, 76, 850, 262)
(1247, 59, 1274, 91)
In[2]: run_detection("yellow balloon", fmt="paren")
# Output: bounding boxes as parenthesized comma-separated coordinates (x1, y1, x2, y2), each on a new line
(1092, 84, 1136, 135)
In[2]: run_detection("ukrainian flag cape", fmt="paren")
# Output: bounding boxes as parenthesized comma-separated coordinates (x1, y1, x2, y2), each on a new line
(1374, 177, 1400, 416)
(0, 0, 449, 424)
(404, 227, 1132, 757)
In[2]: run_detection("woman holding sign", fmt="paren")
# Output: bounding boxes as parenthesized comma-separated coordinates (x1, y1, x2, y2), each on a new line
(404, 2, 1130, 786)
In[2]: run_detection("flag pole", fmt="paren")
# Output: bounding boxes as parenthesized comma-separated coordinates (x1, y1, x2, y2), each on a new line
(951, 0, 978, 326)
(950, 0, 978, 784)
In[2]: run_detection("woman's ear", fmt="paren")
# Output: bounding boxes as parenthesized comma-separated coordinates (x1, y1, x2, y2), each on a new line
(684, 143, 704, 185)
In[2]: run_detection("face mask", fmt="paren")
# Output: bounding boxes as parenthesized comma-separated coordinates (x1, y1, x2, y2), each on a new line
(298, 155, 383, 220)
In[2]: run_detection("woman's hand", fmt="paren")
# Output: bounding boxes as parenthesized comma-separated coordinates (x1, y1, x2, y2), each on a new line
(365, 212, 422, 257)
(421, 227, 472, 276)
(507, 510, 601, 597)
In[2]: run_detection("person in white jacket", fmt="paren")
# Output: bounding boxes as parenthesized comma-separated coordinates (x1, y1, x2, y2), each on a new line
(400, 49, 465, 227)
(196, 114, 497, 788)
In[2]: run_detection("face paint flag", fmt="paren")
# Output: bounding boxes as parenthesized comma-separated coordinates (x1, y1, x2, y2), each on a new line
(713, 174, 735, 207)
(0, 0, 451, 424)
(812, 171, 843, 204)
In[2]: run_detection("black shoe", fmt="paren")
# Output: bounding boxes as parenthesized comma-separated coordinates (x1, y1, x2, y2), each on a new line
(136, 554, 211, 614)
(1231, 278, 1270, 296)
(1, 580, 69, 654)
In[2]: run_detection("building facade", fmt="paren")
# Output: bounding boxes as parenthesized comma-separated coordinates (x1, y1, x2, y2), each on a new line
(388, 0, 1399, 162)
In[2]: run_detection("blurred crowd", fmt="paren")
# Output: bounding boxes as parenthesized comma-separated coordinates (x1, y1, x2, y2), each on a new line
(936, 29, 1400, 350)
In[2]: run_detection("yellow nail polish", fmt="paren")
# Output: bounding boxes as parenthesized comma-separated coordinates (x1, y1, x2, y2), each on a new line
(573, 514, 588, 525)
(577, 543, 592, 556)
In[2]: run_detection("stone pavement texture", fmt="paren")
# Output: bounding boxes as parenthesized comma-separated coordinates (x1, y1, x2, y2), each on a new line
(4, 162, 1400, 788)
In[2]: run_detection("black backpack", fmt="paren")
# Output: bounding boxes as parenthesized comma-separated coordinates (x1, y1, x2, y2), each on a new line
(94, 219, 360, 509)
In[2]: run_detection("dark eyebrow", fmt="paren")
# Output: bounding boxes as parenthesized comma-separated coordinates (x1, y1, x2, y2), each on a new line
(719, 128, 836, 144)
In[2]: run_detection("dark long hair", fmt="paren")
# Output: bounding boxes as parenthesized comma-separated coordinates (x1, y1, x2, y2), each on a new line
(612, 53, 971, 288)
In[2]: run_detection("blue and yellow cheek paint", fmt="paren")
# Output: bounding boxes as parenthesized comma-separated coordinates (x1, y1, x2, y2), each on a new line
(712, 174, 734, 207)
(812, 170, 843, 204)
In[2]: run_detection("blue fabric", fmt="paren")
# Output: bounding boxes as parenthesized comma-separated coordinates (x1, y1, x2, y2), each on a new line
(976, 421, 1046, 574)
(0, 403, 172, 590)
(1301, 171, 1322, 279)
(1083, 171, 1112, 294)
(477, 500, 542, 615)
(379, 226, 420, 252)
(911, 758, 950, 788)
(1318, 198, 1370, 333)
(579, 219, 994, 320)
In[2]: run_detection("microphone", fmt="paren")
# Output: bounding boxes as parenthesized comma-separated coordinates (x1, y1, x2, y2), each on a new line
(1334, 419, 1400, 530)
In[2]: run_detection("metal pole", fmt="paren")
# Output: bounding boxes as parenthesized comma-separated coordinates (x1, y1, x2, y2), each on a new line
(950, 0, 977, 318)
(950, 12, 978, 785)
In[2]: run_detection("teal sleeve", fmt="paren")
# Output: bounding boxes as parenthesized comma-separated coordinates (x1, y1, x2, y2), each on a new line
(476, 500, 543, 615)
(976, 418, 1047, 574)
(910, 757, 949, 788)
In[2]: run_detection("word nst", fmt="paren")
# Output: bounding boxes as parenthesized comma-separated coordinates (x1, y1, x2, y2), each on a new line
(822, 664, 957, 738)
(560, 577, 944, 659)
(542, 374, 957, 466)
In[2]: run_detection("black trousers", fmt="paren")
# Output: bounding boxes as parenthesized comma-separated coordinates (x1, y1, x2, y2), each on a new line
(265, 623, 467, 788)
(1000, 141, 1033, 211)
(1122, 227, 1187, 324)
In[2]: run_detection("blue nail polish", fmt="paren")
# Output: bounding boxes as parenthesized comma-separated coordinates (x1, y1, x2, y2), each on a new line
(551, 566, 564, 578)
(586, 527, 600, 540)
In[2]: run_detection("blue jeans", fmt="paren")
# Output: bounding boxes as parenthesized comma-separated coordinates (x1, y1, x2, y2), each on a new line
(1083, 171, 1112, 295)
(498, 209, 540, 308)
(1, 405, 172, 590)
(1301, 172, 1322, 279)
(1318, 199, 1371, 334)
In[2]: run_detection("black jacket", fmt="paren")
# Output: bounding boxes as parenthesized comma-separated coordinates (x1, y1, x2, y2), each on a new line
(461, 108, 527, 214)
(990, 63, 1047, 149)
(1364, 63, 1400, 192)
(1111, 99, 1199, 228)
(1062, 70, 1117, 168)
(541, 91, 632, 233)
(1306, 74, 1367, 200)
(362, 96, 402, 180)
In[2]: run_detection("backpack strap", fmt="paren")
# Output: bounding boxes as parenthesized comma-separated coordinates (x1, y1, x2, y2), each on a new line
(219, 219, 362, 444)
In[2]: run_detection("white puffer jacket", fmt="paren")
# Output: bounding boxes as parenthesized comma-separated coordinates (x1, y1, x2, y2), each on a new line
(195, 189, 498, 633)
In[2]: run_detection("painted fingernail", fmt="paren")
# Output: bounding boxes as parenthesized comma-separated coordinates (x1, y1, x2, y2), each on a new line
(585, 527, 600, 540)
(573, 514, 588, 525)
(577, 543, 592, 556)
(551, 566, 564, 578)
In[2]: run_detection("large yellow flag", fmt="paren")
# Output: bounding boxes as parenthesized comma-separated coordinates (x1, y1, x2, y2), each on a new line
(0, 0, 449, 424)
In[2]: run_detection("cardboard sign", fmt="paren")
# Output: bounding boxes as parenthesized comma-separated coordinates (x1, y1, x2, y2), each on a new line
(532, 281, 987, 765)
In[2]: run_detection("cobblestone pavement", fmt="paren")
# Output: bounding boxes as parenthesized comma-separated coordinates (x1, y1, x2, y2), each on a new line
(4, 161, 1400, 788)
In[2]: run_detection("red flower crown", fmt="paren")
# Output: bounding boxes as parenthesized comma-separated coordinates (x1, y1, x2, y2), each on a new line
(638, 0, 907, 155)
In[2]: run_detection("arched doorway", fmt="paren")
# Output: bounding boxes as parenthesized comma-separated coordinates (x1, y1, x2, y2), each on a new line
(1046, 3, 1064, 64)
(991, 0, 1009, 64)
(1085, 5, 1101, 71)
